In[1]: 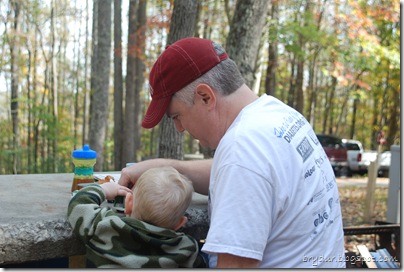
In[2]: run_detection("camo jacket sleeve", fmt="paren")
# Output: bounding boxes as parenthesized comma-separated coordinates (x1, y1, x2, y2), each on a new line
(67, 184, 110, 243)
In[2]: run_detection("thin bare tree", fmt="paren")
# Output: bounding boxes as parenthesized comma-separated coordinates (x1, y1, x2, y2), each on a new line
(113, 0, 124, 170)
(9, 0, 21, 174)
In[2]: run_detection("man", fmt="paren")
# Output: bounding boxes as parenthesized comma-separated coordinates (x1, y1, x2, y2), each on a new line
(119, 37, 346, 268)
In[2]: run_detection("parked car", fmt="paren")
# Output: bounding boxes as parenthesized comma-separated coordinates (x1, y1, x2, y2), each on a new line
(342, 139, 366, 175)
(359, 150, 391, 177)
(316, 134, 348, 176)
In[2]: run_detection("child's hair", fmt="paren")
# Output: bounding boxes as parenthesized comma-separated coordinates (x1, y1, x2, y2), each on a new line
(131, 166, 194, 229)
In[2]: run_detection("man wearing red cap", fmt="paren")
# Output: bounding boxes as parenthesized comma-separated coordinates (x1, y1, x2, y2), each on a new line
(119, 38, 346, 268)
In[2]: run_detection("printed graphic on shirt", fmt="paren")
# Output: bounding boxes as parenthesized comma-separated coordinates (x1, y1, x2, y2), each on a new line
(304, 153, 328, 182)
(308, 130, 319, 145)
(304, 165, 316, 180)
(306, 188, 325, 206)
(296, 137, 314, 162)
(273, 111, 307, 143)
(309, 198, 334, 240)
(314, 154, 326, 168)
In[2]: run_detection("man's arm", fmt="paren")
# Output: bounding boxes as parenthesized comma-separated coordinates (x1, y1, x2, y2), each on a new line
(217, 253, 260, 268)
(119, 158, 212, 195)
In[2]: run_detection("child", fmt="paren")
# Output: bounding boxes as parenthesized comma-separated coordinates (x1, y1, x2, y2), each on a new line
(67, 166, 207, 268)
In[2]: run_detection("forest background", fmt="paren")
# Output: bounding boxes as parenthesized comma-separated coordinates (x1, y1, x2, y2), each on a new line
(0, 0, 400, 174)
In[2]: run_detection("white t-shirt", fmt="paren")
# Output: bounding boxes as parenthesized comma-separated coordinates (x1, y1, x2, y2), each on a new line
(202, 94, 346, 268)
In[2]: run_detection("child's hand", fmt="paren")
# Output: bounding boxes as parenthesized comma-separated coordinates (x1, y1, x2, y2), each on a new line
(101, 182, 132, 201)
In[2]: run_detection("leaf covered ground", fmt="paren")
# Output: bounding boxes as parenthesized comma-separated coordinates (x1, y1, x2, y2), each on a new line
(340, 185, 388, 227)
(339, 184, 391, 257)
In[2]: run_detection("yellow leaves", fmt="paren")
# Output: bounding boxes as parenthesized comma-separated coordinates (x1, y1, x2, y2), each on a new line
(331, 61, 349, 87)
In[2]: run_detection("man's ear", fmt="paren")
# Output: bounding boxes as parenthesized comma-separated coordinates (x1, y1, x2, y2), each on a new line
(124, 192, 133, 215)
(173, 216, 188, 231)
(195, 84, 216, 108)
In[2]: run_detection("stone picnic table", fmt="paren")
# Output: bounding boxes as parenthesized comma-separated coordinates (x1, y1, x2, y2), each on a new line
(0, 173, 208, 267)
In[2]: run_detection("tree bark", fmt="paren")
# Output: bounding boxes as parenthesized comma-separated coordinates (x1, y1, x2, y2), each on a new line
(158, 0, 199, 159)
(82, 0, 91, 146)
(88, 0, 98, 145)
(122, 0, 138, 165)
(265, 0, 278, 96)
(50, 0, 58, 172)
(326, 76, 337, 135)
(113, 0, 124, 170)
(122, 0, 147, 165)
(295, 58, 304, 113)
(287, 57, 296, 108)
(226, 0, 269, 88)
(133, 0, 147, 161)
(89, 0, 112, 171)
(10, 0, 20, 174)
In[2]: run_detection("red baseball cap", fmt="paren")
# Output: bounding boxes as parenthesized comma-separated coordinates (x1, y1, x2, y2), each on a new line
(142, 38, 228, 129)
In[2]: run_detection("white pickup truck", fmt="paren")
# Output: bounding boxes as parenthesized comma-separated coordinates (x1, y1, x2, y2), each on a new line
(342, 139, 366, 175)
(342, 138, 391, 177)
(359, 150, 391, 177)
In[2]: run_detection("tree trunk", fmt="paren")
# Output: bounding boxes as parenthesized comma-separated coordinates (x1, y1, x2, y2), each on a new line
(88, 0, 98, 145)
(350, 96, 359, 139)
(26, 31, 33, 173)
(385, 63, 399, 147)
(265, 0, 278, 96)
(386, 87, 399, 147)
(89, 0, 112, 171)
(113, 0, 124, 170)
(306, 50, 319, 126)
(50, 0, 58, 173)
(133, 0, 147, 161)
(32, 29, 39, 173)
(306, 1, 325, 125)
(122, 0, 138, 165)
(370, 95, 378, 150)
(158, 0, 199, 159)
(82, 0, 91, 146)
(10, 0, 20, 174)
(73, 1, 82, 152)
(226, 0, 269, 88)
(322, 76, 337, 134)
(295, 58, 304, 113)
(122, 0, 147, 165)
(287, 57, 296, 108)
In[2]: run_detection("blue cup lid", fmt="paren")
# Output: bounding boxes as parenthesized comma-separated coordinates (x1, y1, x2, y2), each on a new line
(72, 144, 97, 159)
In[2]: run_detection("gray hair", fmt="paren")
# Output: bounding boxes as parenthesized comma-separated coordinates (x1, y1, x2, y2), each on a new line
(173, 42, 245, 106)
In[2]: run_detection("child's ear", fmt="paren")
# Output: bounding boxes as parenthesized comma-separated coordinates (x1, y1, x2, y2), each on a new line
(173, 216, 188, 231)
(124, 192, 133, 215)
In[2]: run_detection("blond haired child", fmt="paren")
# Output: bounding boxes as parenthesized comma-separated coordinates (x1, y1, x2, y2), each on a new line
(68, 166, 206, 268)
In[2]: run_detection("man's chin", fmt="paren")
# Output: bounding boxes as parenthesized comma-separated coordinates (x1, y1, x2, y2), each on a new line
(199, 142, 216, 151)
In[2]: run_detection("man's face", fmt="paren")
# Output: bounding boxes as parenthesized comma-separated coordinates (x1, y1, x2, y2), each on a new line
(166, 94, 215, 149)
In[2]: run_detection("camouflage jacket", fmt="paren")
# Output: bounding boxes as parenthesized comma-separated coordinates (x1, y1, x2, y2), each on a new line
(67, 185, 207, 268)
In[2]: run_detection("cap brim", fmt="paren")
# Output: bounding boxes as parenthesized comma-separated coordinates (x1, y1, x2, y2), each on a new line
(142, 96, 171, 129)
